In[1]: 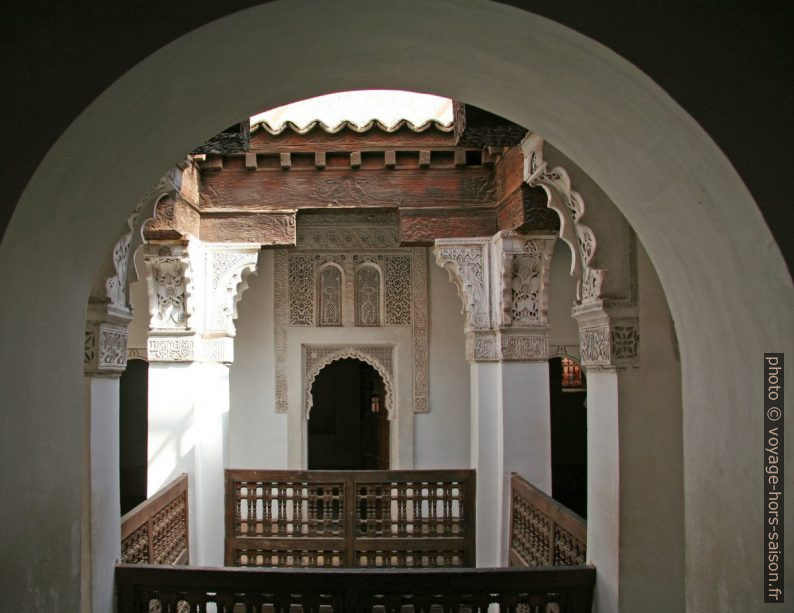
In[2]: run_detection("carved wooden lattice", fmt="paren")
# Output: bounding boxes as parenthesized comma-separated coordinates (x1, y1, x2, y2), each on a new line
(509, 472, 586, 568)
(225, 469, 475, 568)
(121, 473, 189, 566)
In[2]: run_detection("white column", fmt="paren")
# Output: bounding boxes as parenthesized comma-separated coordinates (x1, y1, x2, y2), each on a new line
(82, 376, 122, 613)
(470, 357, 552, 567)
(586, 370, 620, 612)
(470, 360, 501, 566)
(577, 252, 685, 612)
(144, 239, 258, 566)
(435, 232, 555, 567)
(83, 295, 132, 612)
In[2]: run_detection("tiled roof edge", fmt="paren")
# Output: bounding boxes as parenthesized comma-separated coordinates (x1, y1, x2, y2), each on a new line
(250, 118, 454, 136)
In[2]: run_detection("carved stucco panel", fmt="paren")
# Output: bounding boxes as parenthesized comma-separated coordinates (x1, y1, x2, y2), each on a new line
(303, 345, 395, 420)
(275, 243, 428, 413)
(274, 250, 289, 412)
(434, 239, 492, 332)
(411, 248, 429, 413)
(207, 248, 259, 334)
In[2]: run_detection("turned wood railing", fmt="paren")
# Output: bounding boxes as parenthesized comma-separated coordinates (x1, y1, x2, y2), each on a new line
(116, 563, 596, 612)
(121, 473, 189, 565)
(509, 473, 586, 567)
(225, 469, 475, 568)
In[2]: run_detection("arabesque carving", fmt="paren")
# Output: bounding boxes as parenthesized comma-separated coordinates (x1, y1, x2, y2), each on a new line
(274, 211, 428, 413)
(303, 345, 395, 420)
(520, 133, 638, 368)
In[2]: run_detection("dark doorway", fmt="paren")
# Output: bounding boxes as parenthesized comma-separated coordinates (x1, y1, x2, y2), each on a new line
(549, 356, 587, 518)
(119, 358, 148, 515)
(308, 358, 389, 470)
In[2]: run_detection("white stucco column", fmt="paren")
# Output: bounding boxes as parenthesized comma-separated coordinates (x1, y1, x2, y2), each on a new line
(436, 232, 555, 567)
(469, 357, 552, 567)
(574, 250, 684, 613)
(144, 239, 259, 566)
(83, 320, 128, 613)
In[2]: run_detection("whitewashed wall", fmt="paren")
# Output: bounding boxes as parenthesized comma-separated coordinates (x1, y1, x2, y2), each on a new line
(228, 251, 288, 469)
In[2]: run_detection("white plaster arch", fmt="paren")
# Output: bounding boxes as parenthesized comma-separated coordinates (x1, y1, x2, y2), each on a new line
(0, 1, 791, 611)
(304, 347, 395, 421)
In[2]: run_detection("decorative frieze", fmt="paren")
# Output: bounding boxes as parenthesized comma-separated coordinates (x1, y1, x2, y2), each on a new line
(579, 324, 611, 366)
(84, 306, 133, 376)
(500, 333, 548, 361)
(434, 238, 492, 331)
(274, 250, 289, 413)
(436, 232, 552, 363)
(384, 256, 412, 325)
(520, 133, 641, 368)
(146, 335, 234, 363)
(411, 248, 429, 412)
(143, 240, 259, 364)
(206, 246, 259, 335)
(303, 345, 395, 420)
(464, 330, 548, 362)
(274, 212, 428, 413)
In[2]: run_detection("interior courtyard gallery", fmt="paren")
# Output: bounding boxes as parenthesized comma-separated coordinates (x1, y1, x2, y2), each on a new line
(1, 2, 792, 613)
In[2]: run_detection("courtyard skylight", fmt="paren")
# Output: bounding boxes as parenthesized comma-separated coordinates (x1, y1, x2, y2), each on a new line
(250, 90, 453, 131)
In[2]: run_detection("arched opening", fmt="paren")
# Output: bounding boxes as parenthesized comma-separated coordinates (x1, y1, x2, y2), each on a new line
(308, 358, 389, 470)
(1, 3, 790, 611)
(548, 355, 586, 518)
(118, 358, 148, 514)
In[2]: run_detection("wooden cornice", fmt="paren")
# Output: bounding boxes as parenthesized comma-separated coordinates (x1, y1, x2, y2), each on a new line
(154, 139, 556, 246)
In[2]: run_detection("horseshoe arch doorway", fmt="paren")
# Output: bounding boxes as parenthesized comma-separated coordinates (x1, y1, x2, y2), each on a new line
(308, 358, 389, 470)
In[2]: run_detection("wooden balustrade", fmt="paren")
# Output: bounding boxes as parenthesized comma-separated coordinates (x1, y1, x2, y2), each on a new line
(509, 473, 586, 567)
(225, 469, 475, 568)
(121, 473, 189, 565)
(116, 563, 595, 612)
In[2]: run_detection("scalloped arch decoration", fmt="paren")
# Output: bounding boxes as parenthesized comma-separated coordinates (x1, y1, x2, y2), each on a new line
(304, 345, 395, 421)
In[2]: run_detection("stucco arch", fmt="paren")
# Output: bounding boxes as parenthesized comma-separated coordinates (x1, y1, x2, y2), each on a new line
(304, 349, 395, 421)
(0, 1, 791, 611)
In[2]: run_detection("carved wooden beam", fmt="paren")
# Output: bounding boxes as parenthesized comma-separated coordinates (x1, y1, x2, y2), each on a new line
(399, 208, 497, 245)
(200, 166, 496, 210)
(199, 211, 296, 245)
(455, 104, 527, 148)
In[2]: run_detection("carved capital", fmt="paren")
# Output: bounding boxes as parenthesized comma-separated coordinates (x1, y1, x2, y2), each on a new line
(465, 329, 549, 363)
(144, 240, 259, 363)
(499, 329, 549, 361)
(143, 244, 193, 332)
(84, 304, 133, 376)
(493, 230, 555, 329)
(433, 238, 493, 331)
(573, 302, 639, 369)
(465, 330, 500, 362)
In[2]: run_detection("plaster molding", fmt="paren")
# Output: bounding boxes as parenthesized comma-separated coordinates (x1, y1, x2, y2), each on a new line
(143, 239, 259, 363)
(205, 245, 259, 335)
(84, 304, 134, 376)
(520, 133, 607, 306)
(437, 232, 553, 362)
(411, 247, 429, 412)
(303, 344, 395, 420)
(146, 334, 234, 363)
(522, 133, 641, 369)
(273, 250, 289, 412)
(275, 224, 428, 413)
(433, 238, 492, 331)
